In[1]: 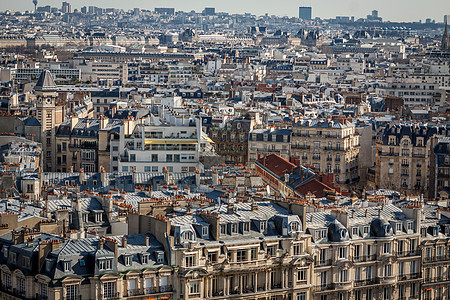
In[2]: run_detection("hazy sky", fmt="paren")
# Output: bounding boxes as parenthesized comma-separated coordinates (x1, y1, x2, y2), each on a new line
(2, 0, 450, 22)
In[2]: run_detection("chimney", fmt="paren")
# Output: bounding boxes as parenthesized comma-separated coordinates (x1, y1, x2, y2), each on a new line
(122, 236, 127, 248)
(195, 169, 201, 187)
(163, 167, 170, 185)
(79, 168, 85, 183)
(212, 170, 219, 186)
(251, 201, 258, 211)
(365, 209, 368, 217)
(100, 166, 108, 187)
(99, 115, 109, 130)
(227, 203, 235, 214)
(145, 235, 149, 246)
(98, 239, 104, 250)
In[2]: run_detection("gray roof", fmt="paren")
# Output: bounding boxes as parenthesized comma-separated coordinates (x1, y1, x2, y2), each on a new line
(34, 70, 57, 91)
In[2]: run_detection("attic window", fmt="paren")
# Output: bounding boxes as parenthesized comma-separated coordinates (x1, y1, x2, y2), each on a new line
(79, 259, 85, 267)
(407, 222, 413, 231)
(141, 254, 149, 264)
(98, 259, 112, 270)
(260, 221, 266, 232)
(290, 222, 299, 232)
(63, 261, 71, 272)
(396, 223, 402, 232)
(124, 255, 132, 266)
(243, 222, 250, 232)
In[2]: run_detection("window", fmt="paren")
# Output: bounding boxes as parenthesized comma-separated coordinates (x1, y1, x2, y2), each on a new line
(185, 255, 195, 267)
(202, 227, 208, 236)
(297, 269, 306, 281)
(103, 282, 116, 299)
(231, 223, 238, 233)
(189, 281, 199, 294)
(220, 225, 226, 235)
(383, 264, 392, 277)
(151, 154, 158, 162)
(260, 221, 266, 232)
(251, 248, 257, 260)
(63, 261, 71, 272)
(366, 266, 372, 279)
(128, 279, 136, 296)
(382, 242, 391, 254)
(293, 243, 302, 255)
(17, 277, 25, 295)
(98, 259, 112, 270)
(296, 292, 306, 300)
(267, 245, 276, 257)
(124, 255, 132, 266)
(338, 247, 347, 259)
(66, 284, 78, 300)
(362, 226, 369, 235)
(352, 227, 359, 237)
(339, 269, 348, 282)
(243, 222, 250, 232)
(237, 250, 247, 262)
(40, 283, 48, 299)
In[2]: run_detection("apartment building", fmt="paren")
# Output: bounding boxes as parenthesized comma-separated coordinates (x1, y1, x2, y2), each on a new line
(375, 123, 449, 194)
(291, 118, 360, 185)
(308, 204, 422, 300)
(55, 116, 121, 172)
(209, 117, 255, 164)
(0, 231, 174, 300)
(129, 200, 313, 300)
(377, 78, 443, 107)
(116, 114, 207, 173)
(248, 128, 292, 166)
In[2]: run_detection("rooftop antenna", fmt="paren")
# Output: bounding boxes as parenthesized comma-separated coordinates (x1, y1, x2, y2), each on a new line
(33, 0, 38, 12)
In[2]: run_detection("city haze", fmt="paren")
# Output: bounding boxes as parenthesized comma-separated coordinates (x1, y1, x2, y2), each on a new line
(1, 0, 449, 22)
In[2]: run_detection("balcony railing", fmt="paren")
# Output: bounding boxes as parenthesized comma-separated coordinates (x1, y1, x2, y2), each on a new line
(398, 273, 421, 281)
(315, 259, 332, 266)
(353, 254, 377, 262)
(124, 286, 173, 297)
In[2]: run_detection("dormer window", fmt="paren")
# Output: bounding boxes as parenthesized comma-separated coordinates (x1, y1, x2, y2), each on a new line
(202, 227, 208, 236)
(407, 222, 413, 231)
(220, 225, 226, 235)
(45, 259, 53, 272)
(352, 227, 359, 237)
(63, 261, 71, 272)
(3, 246, 8, 259)
(155, 251, 164, 263)
(124, 255, 132, 266)
(140, 254, 149, 264)
(182, 231, 194, 241)
(243, 222, 250, 232)
(231, 223, 238, 233)
(290, 222, 299, 232)
(260, 221, 266, 232)
(396, 223, 402, 232)
(98, 259, 112, 270)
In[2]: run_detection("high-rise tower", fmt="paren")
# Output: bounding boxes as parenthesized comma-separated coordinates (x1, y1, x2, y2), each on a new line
(442, 21, 449, 51)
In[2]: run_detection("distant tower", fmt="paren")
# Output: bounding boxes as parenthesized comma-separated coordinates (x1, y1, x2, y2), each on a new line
(299, 6, 312, 20)
(442, 21, 449, 51)
(33, 0, 38, 12)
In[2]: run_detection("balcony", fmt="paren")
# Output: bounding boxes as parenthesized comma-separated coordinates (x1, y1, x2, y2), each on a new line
(397, 250, 421, 257)
(398, 273, 421, 282)
(292, 145, 310, 150)
(353, 254, 377, 263)
(124, 286, 173, 297)
(354, 279, 379, 287)
(315, 259, 332, 267)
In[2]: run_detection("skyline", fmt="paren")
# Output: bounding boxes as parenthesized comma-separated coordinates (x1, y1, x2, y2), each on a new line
(0, 0, 449, 22)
